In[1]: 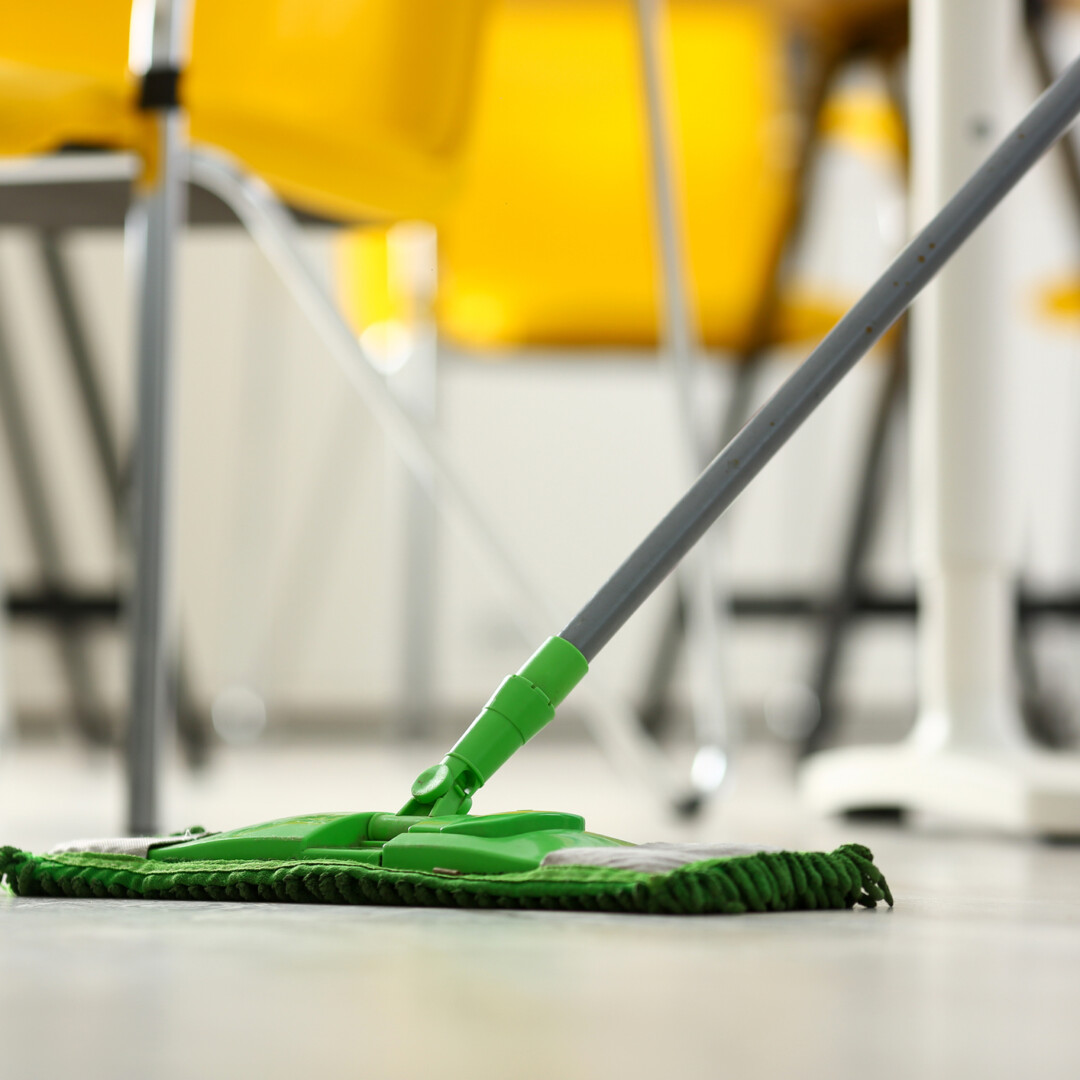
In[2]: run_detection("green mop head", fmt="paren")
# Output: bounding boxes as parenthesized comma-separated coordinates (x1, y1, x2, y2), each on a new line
(0, 639, 891, 915)
(0, 839, 890, 914)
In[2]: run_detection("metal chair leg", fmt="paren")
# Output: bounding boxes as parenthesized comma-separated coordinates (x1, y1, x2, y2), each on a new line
(38, 232, 125, 519)
(125, 0, 189, 834)
(1027, 4, 1080, 227)
(799, 321, 907, 758)
(636, 351, 765, 738)
(637, 589, 686, 737)
(40, 229, 210, 768)
(173, 645, 210, 766)
(633, 39, 841, 739)
(1014, 3, 1080, 749)
(0, 275, 112, 745)
(634, 0, 730, 797)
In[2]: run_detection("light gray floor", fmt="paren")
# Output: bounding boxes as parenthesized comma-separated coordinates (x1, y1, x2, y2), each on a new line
(2, 739, 1080, 1080)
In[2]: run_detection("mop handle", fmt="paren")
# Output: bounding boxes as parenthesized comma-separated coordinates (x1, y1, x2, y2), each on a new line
(562, 52, 1080, 662)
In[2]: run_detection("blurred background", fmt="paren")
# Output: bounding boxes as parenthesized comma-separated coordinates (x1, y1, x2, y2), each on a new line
(2, 0, 1080, 844)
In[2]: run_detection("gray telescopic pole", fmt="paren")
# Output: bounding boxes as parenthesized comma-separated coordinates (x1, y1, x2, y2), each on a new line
(562, 51, 1080, 661)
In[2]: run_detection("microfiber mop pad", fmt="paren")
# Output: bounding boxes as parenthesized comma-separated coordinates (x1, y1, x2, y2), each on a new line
(0, 840, 891, 914)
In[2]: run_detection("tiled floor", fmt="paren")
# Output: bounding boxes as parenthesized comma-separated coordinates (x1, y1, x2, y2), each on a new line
(2, 738, 1080, 1080)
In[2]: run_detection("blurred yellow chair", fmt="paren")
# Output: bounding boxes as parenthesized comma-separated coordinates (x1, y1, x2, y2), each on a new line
(0, 0, 489, 221)
(185, 0, 488, 222)
(338, 0, 909, 454)
(436, 0, 796, 352)
(0, 0, 496, 832)
(2, 0, 730, 823)
(341, 0, 816, 775)
(339, 0, 910, 764)
(340, 0, 1080, 760)
(0, 3, 147, 159)
(353, 0, 906, 359)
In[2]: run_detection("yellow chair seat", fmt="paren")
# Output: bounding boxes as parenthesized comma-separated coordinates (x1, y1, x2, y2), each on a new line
(0, 61, 151, 163)
(435, 0, 799, 353)
(0, 1, 144, 160)
(0, 0, 489, 222)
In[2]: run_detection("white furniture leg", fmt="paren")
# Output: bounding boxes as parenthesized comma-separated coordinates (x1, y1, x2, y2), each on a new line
(801, 0, 1080, 835)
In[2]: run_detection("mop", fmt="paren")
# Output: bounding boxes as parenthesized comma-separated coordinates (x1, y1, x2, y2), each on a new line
(5, 54, 1080, 914)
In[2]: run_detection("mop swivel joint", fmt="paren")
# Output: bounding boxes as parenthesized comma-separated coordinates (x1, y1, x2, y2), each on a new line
(406, 758, 477, 816)
(400, 636, 589, 817)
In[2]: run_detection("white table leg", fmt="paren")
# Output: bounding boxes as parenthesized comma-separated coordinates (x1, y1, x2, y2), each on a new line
(801, 0, 1080, 835)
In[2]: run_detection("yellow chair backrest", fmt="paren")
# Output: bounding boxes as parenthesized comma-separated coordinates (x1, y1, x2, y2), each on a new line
(433, 0, 799, 352)
(186, 0, 489, 220)
(0, 0, 490, 221)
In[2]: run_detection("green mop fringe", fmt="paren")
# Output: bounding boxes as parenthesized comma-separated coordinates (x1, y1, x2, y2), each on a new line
(0, 843, 891, 914)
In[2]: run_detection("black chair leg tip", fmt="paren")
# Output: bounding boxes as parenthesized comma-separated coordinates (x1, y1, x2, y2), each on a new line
(638, 703, 671, 739)
(841, 806, 906, 824)
(673, 792, 705, 820)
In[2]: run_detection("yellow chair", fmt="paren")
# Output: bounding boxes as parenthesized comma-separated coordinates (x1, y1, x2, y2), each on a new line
(339, 0, 911, 758)
(0, 3, 147, 160)
(0, 0, 489, 220)
(0, 0, 495, 832)
(2, 0, 710, 825)
(185, 0, 488, 222)
(436, 0, 795, 352)
(423, 0, 908, 356)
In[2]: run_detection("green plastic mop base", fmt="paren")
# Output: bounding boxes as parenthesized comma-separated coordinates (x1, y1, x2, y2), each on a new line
(143, 809, 630, 875)
(0, 842, 892, 914)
